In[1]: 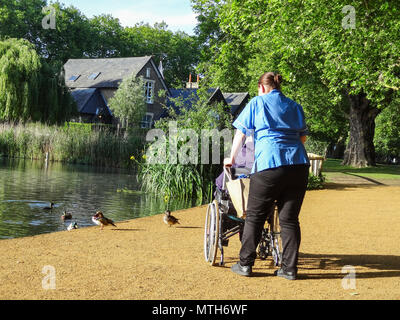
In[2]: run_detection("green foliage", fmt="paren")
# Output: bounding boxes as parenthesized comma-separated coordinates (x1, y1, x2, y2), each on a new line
(196, 0, 400, 166)
(304, 137, 330, 157)
(374, 100, 400, 160)
(0, 1, 200, 86)
(0, 38, 41, 121)
(307, 173, 325, 190)
(191, 0, 224, 73)
(108, 75, 147, 128)
(121, 22, 200, 87)
(323, 158, 400, 180)
(0, 0, 46, 46)
(0, 122, 145, 168)
(138, 90, 233, 201)
(88, 14, 125, 58)
(0, 38, 76, 124)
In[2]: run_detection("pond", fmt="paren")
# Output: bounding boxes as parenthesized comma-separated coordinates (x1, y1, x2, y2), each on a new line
(0, 158, 201, 239)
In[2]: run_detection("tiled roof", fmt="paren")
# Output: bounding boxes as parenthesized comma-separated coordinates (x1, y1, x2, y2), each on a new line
(64, 56, 152, 88)
(223, 92, 250, 114)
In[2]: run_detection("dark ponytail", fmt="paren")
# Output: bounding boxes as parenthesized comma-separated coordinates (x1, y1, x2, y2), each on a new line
(258, 72, 283, 91)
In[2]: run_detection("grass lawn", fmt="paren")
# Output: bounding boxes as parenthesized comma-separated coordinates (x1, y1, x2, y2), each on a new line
(322, 158, 400, 180)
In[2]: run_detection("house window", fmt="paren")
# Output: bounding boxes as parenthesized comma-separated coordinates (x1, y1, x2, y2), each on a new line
(88, 72, 100, 80)
(141, 113, 154, 129)
(144, 81, 154, 104)
(68, 75, 80, 82)
(146, 68, 151, 78)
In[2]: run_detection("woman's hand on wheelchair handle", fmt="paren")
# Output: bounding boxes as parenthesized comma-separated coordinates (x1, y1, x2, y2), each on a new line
(224, 157, 234, 167)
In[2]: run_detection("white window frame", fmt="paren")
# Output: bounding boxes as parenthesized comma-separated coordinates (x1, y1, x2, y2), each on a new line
(141, 112, 154, 129)
(146, 67, 151, 78)
(144, 80, 155, 104)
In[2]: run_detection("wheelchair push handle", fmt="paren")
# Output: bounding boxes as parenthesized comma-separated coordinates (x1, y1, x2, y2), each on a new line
(223, 166, 233, 182)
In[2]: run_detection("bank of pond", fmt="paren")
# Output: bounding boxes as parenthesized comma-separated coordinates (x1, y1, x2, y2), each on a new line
(0, 158, 200, 240)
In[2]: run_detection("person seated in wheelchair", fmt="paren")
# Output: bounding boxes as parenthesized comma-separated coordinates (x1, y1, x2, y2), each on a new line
(205, 134, 281, 267)
(214, 135, 254, 221)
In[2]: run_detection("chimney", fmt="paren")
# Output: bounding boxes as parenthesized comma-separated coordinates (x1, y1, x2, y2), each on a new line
(186, 73, 199, 89)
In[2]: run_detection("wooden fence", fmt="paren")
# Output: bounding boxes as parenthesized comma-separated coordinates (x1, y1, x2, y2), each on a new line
(307, 153, 325, 176)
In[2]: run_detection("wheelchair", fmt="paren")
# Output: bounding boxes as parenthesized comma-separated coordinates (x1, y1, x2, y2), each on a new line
(204, 166, 283, 267)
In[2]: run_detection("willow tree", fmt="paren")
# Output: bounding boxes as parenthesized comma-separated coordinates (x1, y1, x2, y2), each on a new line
(199, 0, 400, 167)
(0, 38, 76, 123)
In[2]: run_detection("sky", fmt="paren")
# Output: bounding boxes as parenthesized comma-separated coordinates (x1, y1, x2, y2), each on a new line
(56, 0, 198, 35)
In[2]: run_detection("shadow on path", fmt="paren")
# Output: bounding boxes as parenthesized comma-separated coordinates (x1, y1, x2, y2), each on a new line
(212, 252, 400, 279)
(297, 252, 400, 280)
(111, 228, 146, 232)
(343, 173, 386, 185)
(175, 226, 202, 229)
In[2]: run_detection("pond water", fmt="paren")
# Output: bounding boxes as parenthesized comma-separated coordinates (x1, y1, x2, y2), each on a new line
(0, 158, 201, 239)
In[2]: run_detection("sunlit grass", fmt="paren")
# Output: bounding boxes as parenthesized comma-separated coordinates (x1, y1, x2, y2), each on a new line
(323, 159, 400, 180)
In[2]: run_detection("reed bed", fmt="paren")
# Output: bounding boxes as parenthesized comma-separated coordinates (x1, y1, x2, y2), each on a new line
(0, 122, 144, 168)
(139, 162, 217, 203)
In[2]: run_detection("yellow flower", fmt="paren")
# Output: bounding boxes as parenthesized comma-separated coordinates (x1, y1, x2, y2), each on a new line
(142, 154, 147, 160)
(164, 195, 170, 203)
(130, 155, 135, 161)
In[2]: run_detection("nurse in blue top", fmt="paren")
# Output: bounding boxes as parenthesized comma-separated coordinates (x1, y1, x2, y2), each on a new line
(225, 72, 310, 280)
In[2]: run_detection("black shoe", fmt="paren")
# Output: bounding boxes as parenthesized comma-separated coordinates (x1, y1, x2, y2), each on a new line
(274, 268, 297, 280)
(231, 262, 252, 277)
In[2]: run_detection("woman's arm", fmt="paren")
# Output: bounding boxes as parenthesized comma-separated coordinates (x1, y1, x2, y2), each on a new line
(224, 130, 246, 167)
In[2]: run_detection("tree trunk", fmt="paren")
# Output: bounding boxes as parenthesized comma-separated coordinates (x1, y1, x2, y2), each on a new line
(342, 93, 380, 167)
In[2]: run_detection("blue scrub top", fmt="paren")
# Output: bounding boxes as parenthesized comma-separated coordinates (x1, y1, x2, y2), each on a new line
(232, 89, 309, 174)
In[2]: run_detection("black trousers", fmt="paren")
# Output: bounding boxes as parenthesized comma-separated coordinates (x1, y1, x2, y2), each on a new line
(239, 164, 309, 273)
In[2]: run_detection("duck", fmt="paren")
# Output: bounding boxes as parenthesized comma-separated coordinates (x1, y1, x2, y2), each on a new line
(67, 222, 78, 231)
(61, 211, 72, 220)
(163, 210, 180, 227)
(92, 211, 117, 230)
(43, 202, 55, 210)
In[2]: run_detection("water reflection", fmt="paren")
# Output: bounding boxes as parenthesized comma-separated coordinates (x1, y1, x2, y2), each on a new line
(0, 158, 201, 239)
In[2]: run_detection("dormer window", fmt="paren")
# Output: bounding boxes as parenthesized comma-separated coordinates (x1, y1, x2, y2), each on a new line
(146, 68, 151, 78)
(88, 72, 100, 80)
(68, 75, 80, 82)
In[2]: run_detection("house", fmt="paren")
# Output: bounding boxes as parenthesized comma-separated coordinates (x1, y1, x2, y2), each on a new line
(69, 88, 112, 123)
(166, 87, 227, 116)
(166, 86, 250, 120)
(64, 56, 169, 127)
(222, 92, 250, 119)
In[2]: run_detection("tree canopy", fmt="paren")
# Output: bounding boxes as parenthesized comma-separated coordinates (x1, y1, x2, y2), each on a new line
(0, 38, 76, 123)
(108, 75, 147, 129)
(0, 0, 200, 87)
(194, 0, 400, 167)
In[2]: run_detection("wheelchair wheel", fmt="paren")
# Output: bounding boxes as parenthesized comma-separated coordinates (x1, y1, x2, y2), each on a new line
(204, 200, 220, 266)
(271, 233, 282, 266)
(257, 228, 270, 260)
(268, 206, 282, 266)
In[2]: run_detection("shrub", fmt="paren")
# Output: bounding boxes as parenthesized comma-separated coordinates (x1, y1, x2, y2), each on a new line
(307, 173, 325, 190)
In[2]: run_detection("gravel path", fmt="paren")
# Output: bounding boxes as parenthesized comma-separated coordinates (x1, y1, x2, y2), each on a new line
(1, 185, 400, 300)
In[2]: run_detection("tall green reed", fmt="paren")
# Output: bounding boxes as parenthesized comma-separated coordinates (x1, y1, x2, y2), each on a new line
(0, 122, 145, 168)
(137, 90, 233, 203)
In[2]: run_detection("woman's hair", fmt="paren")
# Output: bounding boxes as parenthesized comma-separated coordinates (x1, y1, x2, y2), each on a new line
(258, 72, 283, 91)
